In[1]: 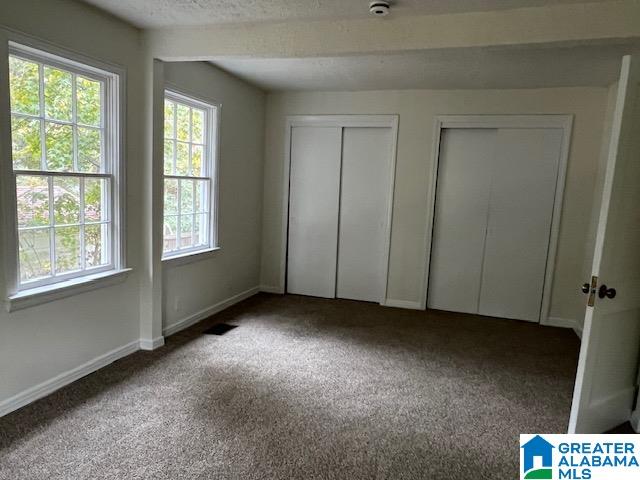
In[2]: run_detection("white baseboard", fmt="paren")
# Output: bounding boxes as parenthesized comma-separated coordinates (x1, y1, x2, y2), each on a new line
(0, 340, 140, 417)
(139, 336, 165, 351)
(382, 299, 423, 310)
(163, 286, 260, 337)
(259, 285, 284, 294)
(545, 316, 583, 339)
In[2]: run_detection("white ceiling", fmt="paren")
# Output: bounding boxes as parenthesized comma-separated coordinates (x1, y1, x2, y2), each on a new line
(209, 44, 636, 92)
(82, 0, 616, 28)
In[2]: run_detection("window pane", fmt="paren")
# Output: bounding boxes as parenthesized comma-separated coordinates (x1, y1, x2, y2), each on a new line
(44, 66, 72, 121)
(194, 213, 208, 247)
(9, 56, 40, 116)
(163, 216, 178, 253)
(53, 177, 80, 225)
(164, 140, 174, 175)
(16, 175, 50, 227)
(11, 116, 42, 170)
(192, 144, 203, 176)
(85, 178, 107, 222)
(164, 100, 175, 138)
(180, 215, 194, 249)
(55, 226, 81, 273)
(85, 224, 108, 267)
(76, 76, 101, 126)
(194, 180, 208, 213)
(180, 179, 194, 214)
(19, 228, 51, 282)
(176, 104, 190, 142)
(164, 179, 178, 215)
(78, 126, 101, 173)
(45, 122, 73, 171)
(176, 142, 189, 175)
(192, 109, 204, 143)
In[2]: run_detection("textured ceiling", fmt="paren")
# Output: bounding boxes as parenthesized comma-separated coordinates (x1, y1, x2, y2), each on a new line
(209, 44, 636, 91)
(81, 0, 616, 28)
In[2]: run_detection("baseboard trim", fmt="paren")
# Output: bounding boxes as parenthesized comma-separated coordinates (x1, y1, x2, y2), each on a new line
(259, 285, 284, 294)
(163, 286, 260, 337)
(545, 316, 582, 339)
(0, 340, 140, 418)
(382, 299, 423, 310)
(139, 336, 165, 351)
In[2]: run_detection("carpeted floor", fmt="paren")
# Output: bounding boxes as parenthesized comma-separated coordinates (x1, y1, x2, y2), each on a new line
(0, 294, 580, 479)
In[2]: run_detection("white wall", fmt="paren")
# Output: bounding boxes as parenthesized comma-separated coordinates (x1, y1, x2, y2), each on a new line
(0, 0, 146, 407)
(162, 62, 265, 332)
(261, 87, 611, 325)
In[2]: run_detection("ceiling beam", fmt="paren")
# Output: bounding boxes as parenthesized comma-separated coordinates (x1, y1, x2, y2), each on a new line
(145, 0, 640, 61)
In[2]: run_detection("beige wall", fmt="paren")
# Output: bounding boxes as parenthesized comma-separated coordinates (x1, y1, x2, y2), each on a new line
(261, 87, 611, 325)
(0, 0, 146, 404)
(162, 62, 265, 330)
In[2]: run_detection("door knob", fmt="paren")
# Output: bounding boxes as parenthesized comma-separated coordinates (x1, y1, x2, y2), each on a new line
(581, 283, 590, 294)
(598, 285, 617, 299)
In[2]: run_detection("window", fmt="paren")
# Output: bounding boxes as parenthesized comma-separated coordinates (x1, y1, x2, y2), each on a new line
(163, 91, 218, 258)
(7, 44, 122, 291)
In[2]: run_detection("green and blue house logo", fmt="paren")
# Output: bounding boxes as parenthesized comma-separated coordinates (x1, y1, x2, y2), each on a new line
(521, 435, 555, 479)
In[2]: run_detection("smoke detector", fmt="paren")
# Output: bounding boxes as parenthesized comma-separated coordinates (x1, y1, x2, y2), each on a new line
(369, 1, 390, 17)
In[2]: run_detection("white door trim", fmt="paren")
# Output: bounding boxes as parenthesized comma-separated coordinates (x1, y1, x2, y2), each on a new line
(422, 114, 573, 324)
(278, 115, 399, 304)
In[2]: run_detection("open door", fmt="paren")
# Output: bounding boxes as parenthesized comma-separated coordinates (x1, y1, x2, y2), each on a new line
(569, 55, 640, 433)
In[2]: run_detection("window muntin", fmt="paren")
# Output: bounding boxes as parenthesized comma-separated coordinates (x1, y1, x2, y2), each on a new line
(163, 91, 216, 258)
(8, 46, 119, 289)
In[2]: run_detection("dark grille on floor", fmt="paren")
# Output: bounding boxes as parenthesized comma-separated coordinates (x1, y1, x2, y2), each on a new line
(203, 323, 238, 335)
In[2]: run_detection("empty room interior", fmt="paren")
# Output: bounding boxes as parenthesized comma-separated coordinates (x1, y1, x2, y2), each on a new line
(1, 0, 640, 478)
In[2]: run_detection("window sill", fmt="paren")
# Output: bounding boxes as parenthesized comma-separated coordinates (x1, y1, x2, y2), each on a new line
(162, 247, 221, 267)
(6, 268, 132, 313)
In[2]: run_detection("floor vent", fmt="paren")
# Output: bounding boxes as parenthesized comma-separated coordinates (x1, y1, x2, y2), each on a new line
(203, 323, 238, 335)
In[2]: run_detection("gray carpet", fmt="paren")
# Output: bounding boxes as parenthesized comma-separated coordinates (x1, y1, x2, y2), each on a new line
(0, 294, 580, 479)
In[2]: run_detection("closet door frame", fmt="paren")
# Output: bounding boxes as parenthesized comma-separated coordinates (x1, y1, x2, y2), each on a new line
(279, 115, 399, 304)
(422, 115, 573, 325)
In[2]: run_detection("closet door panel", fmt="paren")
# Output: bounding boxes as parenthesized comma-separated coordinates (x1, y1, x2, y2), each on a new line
(427, 129, 497, 314)
(336, 127, 392, 302)
(287, 126, 342, 298)
(479, 128, 563, 321)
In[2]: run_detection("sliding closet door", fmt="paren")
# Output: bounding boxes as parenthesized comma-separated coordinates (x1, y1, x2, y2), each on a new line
(428, 129, 497, 313)
(336, 127, 392, 302)
(287, 127, 342, 298)
(478, 128, 562, 321)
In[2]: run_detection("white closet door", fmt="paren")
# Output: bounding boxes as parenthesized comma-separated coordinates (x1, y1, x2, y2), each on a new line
(336, 127, 392, 302)
(478, 128, 562, 321)
(287, 126, 342, 298)
(427, 129, 497, 313)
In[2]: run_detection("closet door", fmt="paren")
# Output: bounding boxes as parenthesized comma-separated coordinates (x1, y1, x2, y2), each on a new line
(478, 128, 562, 321)
(427, 129, 497, 313)
(287, 126, 342, 298)
(336, 127, 392, 302)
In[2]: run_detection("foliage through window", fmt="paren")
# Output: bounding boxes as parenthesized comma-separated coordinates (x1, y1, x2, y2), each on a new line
(8, 45, 120, 289)
(163, 91, 217, 257)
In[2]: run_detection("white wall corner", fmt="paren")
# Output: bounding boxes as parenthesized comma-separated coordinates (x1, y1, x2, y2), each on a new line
(383, 299, 424, 310)
(163, 286, 260, 337)
(259, 285, 284, 294)
(0, 340, 140, 418)
(139, 336, 165, 351)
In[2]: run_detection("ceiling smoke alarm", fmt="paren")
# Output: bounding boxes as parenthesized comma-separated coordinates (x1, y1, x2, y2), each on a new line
(369, 1, 390, 17)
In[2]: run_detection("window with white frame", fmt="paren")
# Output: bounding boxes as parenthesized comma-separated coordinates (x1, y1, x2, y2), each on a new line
(163, 91, 217, 258)
(8, 44, 122, 290)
